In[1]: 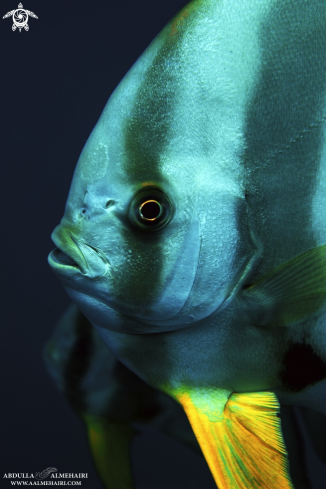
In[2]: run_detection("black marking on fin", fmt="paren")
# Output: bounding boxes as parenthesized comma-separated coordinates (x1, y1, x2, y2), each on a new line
(280, 341, 326, 391)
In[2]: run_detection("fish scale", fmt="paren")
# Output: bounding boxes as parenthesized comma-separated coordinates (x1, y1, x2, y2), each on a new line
(48, 0, 326, 487)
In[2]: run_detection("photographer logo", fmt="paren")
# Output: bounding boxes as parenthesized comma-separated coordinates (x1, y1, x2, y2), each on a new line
(3, 3, 38, 32)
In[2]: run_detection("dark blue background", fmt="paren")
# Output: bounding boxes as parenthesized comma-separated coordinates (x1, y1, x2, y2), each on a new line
(1, 1, 325, 488)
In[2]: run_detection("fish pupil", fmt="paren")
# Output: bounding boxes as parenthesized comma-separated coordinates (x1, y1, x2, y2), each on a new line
(139, 200, 162, 221)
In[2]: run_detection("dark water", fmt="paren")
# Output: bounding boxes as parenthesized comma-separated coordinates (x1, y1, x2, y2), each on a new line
(1, 0, 326, 488)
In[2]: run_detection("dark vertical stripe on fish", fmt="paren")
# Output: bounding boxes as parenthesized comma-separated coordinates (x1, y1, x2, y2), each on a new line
(120, 8, 199, 308)
(280, 340, 326, 392)
(242, 0, 326, 279)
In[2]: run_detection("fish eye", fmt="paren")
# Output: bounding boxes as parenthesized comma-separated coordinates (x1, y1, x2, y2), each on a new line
(139, 200, 163, 221)
(128, 187, 173, 231)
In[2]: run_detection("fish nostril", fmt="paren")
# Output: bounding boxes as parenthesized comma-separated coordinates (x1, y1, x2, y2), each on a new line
(81, 208, 86, 215)
(105, 199, 114, 209)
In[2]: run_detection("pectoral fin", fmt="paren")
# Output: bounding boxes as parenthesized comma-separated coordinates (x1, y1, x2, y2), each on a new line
(168, 388, 293, 489)
(240, 243, 326, 327)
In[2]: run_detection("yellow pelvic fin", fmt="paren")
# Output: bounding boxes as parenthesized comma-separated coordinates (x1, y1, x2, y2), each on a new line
(82, 414, 134, 489)
(171, 388, 293, 489)
(240, 243, 326, 327)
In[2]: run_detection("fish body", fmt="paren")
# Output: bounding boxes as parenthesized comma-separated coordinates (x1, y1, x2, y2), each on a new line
(48, 0, 326, 487)
(44, 304, 201, 489)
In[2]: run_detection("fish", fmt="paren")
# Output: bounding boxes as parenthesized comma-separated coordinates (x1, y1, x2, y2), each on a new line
(44, 305, 315, 489)
(48, 0, 326, 487)
(44, 304, 203, 488)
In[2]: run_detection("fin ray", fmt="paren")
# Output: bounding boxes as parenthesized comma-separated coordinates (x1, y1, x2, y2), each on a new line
(240, 243, 326, 326)
(171, 389, 293, 489)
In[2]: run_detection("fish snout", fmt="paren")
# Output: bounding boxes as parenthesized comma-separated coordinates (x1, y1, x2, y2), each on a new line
(48, 224, 88, 276)
(48, 224, 112, 279)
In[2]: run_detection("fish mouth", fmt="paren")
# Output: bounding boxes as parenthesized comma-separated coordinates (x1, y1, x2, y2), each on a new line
(48, 231, 87, 276)
(48, 226, 112, 279)
(49, 247, 81, 268)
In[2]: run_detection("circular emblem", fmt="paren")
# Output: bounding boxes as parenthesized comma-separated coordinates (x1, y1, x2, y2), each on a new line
(13, 8, 28, 28)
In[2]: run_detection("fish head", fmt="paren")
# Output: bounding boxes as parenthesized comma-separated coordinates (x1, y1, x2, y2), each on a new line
(48, 0, 259, 333)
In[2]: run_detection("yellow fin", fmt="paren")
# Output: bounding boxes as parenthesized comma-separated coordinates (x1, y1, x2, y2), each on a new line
(240, 243, 326, 326)
(82, 414, 134, 489)
(172, 388, 293, 489)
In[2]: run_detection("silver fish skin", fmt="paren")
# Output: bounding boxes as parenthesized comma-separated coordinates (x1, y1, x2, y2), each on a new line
(44, 305, 313, 489)
(48, 0, 326, 419)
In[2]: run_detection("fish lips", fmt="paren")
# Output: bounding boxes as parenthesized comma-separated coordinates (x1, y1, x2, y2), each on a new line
(48, 246, 83, 278)
(48, 226, 111, 280)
